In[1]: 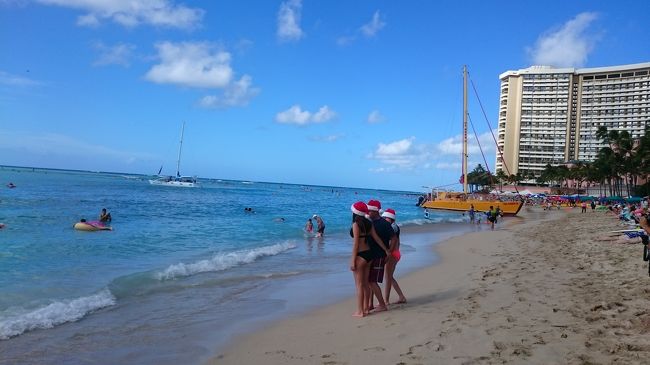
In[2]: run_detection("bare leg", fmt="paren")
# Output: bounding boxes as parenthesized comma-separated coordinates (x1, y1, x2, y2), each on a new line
(366, 284, 373, 311)
(385, 260, 406, 304)
(369, 282, 387, 311)
(384, 260, 395, 303)
(362, 261, 371, 315)
(391, 278, 406, 303)
(353, 257, 368, 317)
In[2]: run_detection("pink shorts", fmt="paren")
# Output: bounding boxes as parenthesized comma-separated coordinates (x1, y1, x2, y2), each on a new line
(391, 249, 401, 262)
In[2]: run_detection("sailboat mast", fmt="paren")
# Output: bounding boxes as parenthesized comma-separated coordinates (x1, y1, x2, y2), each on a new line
(176, 122, 185, 177)
(462, 65, 468, 194)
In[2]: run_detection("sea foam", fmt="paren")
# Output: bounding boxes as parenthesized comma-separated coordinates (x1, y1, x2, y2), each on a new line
(0, 289, 116, 340)
(154, 242, 296, 281)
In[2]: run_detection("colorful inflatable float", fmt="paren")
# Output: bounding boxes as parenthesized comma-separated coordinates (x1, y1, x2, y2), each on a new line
(73, 220, 112, 231)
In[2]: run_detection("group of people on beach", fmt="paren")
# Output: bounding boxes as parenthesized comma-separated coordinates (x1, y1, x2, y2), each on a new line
(467, 204, 502, 230)
(588, 201, 650, 258)
(349, 199, 406, 317)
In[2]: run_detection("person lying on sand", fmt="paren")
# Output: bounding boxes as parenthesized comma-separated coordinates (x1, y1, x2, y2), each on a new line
(597, 215, 650, 244)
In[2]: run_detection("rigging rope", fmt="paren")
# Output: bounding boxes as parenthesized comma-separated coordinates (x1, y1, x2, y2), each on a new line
(468, 75, 521, 197)
(468, 113, 494, 185)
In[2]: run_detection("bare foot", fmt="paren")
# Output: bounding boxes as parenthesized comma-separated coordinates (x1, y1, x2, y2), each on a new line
(373, 305, 388, 313)
(352, 312, 365, 317)
(396, 298, 407, 304)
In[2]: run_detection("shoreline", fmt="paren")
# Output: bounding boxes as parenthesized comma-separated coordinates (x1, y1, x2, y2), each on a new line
(195, 218, 488, 362)
(211, 207, 650, 364)
(209, 208, 543, 364)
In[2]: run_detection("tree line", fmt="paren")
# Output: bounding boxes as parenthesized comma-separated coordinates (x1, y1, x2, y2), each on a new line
(466, 125, 650, 197)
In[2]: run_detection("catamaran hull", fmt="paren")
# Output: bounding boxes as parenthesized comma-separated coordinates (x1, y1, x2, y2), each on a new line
(148, 180, 197, 188)
(420, 200, 523, 216)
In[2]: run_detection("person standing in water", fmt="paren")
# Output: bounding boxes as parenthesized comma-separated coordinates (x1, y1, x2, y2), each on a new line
(487, 206, 497, 230)
(468, 204, 475, 224)
(382, 208, 407, 305)
(313, 215, 325, 237)
(304, 218, 313, 234)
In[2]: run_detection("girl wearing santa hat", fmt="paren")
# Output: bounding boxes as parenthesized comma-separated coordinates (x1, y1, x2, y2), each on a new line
(382, 208, 407, 305)
(350, 201, 388, 317)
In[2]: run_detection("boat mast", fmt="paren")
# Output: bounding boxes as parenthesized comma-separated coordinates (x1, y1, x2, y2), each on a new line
(462, 65, 468, 194)
(176, 122, 185, 177)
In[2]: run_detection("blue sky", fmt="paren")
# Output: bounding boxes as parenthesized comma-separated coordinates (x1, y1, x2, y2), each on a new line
(1, 0, 649, 191)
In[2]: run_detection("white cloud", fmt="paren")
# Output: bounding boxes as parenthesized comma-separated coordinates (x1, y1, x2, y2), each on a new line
(93, 42, 135, 67)
(312, 106, 336, 123)
(198, 75, 260, 108)
(309, 134, 344, 142)
(376, 138, 413, 156)
(338, 10, 386, 46)
(276, 105, 310, 125)
(0, 71, 41, 87)
(369, 132, 498, 173)
(369, 137, 433, 170)
(369, 166, 395, 173)
(277, 0, 303, 42)
(436, 130, 496, 156)
(527, 12, 599, 68)
(435, 162, 461, 170)
(367, 110, 385, 123)
(360, 10, 385, 37)
(37, 0, 204, 29)
(275, 105, 336, 125)
(145, 42, 233, 88)
(145, 42, 260, 109)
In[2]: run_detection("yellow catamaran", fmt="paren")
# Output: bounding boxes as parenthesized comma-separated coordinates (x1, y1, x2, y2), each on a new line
(420, 66, 523, 216)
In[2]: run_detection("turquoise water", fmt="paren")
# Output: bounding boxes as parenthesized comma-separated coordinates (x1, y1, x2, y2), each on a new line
(0, 167, 468, 364)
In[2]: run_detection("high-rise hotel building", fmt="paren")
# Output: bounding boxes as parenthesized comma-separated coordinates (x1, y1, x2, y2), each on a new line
(495, 62, 650, 178)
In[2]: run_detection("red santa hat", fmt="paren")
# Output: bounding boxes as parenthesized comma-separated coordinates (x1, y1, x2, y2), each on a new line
(351, 201, 369, 216)
(381, 208, 396, 220)
(367, 199, 381, 212)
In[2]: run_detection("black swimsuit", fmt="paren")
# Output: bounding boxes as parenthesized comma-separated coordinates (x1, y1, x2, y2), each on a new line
(351, 228, 373, 262)
(357, 249, 373, 262)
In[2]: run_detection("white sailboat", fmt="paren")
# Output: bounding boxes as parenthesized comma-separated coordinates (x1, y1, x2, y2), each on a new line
(149, 122, 198, 188)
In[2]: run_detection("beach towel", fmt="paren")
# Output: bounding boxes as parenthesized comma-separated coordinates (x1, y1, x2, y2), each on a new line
(625, 231, 648, 239)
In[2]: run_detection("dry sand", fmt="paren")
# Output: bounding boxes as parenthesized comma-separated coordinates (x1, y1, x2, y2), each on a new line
(210, 208, 650, 365)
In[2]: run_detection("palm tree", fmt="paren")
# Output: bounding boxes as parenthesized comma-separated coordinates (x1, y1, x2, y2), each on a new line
(467, 164, 492, 192)
(495, 170, 507, 191)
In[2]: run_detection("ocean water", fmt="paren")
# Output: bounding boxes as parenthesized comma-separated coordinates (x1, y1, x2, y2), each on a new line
(0, 167, 470, 364)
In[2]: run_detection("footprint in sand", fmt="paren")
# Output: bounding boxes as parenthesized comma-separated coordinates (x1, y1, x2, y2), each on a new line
(363, 346, 386, 352)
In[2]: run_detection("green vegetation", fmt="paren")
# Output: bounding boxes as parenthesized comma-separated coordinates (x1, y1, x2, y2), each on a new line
(468, 124, 650, 197)
(533, 125, 650, 197)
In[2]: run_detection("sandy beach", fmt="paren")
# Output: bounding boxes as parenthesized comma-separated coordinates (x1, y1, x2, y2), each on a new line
(211, 207, 650, 364)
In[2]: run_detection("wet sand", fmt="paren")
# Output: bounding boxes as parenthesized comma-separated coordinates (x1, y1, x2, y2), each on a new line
(209, 207, 650, 364)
